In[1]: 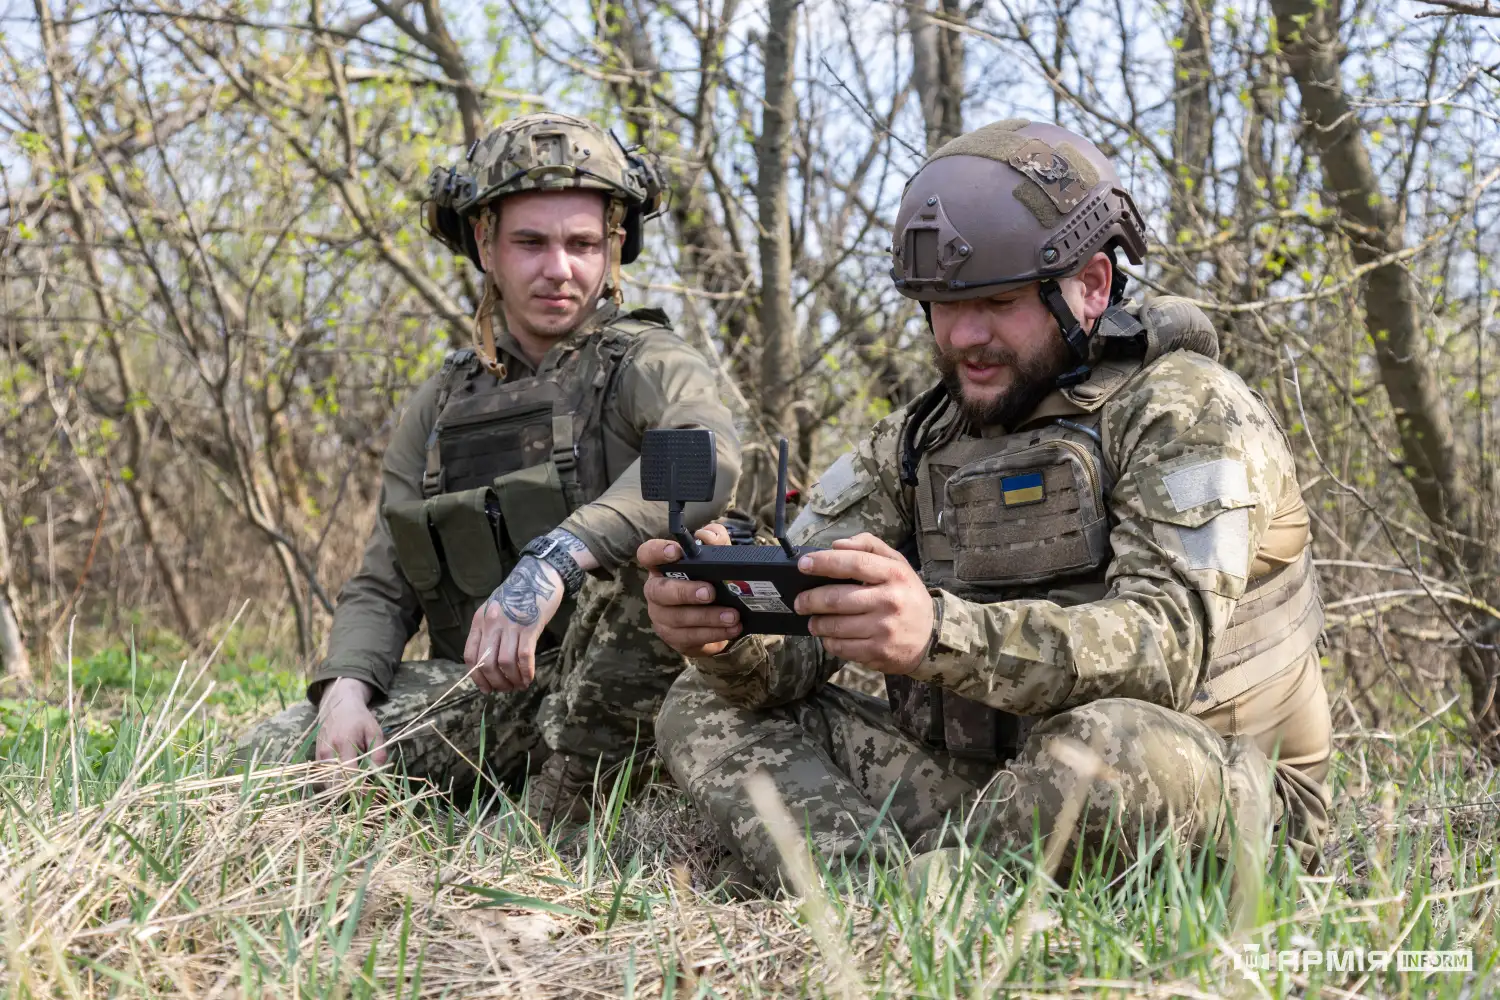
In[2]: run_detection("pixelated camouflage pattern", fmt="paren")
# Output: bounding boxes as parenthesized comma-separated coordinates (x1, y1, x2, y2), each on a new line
(909, 348, 1310, 716)
(538, 560, 689, 764)
(657, 666, 994, 879)
(659, 301, 1331, 875)
(235, 654, 557, 793)
(659, 667, 1300, 886)
(694, 346, 1313, 720)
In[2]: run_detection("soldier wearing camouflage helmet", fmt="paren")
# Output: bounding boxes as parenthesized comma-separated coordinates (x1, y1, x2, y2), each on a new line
(639, 119, 1332, 888)
(239, 112, 741, 826)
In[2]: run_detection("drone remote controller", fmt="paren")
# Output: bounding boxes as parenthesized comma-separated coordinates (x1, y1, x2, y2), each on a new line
(641, 430, 855, 636)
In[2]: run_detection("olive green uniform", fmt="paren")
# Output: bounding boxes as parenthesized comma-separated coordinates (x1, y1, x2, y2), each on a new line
(239, 304, 740, 788)
(657, 299, 1333, 884)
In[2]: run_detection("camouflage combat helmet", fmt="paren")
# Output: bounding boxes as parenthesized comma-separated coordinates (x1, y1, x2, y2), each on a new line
(891, 120, 1148, 377)
(423, 111, 664, 273)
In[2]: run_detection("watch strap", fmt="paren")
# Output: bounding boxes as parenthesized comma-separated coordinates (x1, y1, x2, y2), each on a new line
(521, 535, 586, 599)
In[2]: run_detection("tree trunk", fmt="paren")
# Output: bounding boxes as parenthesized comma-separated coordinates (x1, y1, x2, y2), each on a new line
(752, 0, 801, 514)
(1165, 0, 1215, 296)
(1271, 0, 1498, 745)
(0, 508, 30, 681)
(35, 0, 199, 640)
(908, 0, 966, 151)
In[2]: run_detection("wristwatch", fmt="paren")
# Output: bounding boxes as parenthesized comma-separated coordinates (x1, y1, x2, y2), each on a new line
(519, 534, 587, 598)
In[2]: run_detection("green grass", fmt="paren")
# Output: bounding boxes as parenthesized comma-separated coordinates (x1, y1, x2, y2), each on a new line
(0, 635, 1496, 997)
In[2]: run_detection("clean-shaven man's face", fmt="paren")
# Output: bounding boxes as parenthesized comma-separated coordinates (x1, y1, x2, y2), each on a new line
(478, 189, 618, 340)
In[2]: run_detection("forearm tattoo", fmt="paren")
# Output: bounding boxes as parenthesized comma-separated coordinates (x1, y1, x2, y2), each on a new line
(491, 556, 557, 626)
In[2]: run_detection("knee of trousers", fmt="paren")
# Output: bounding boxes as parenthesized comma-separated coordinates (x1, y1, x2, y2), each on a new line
(233, 702, 318, 768)
(654, 665, 722, 779)
(996, 698, 1253, 850)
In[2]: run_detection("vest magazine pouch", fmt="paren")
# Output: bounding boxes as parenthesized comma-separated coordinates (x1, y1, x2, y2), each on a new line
(495, 461, 571, 552)
(944, 439, 1110, 587)
(382, 499, 443, 592)
(427, 487, 508, 598)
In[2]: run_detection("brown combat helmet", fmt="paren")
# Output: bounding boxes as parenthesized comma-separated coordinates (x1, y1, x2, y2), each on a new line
(891, 119, 1147, 302)
(890, 119, 1150, 382)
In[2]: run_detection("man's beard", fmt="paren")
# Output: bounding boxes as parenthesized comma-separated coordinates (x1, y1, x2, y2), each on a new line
(932, 335, 1071, 430)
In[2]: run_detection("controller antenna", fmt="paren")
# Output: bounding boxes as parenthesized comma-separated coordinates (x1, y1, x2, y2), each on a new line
(669, 461, 701, 557)
(774, 437, 797, 560)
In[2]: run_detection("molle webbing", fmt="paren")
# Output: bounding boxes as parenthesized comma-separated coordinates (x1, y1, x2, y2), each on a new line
(914, 413, 1112, 593)
(423, 348, 476, 498)
(393, 311, 666, 659)
(1189, 549, 1324, 714)
(945, 463, 1099, 580)
(914, 437, 1002, 563)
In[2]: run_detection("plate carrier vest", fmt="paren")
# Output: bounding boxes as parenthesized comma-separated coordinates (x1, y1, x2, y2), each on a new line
(381, 308, 671, 661)
(889, 310, 1324, 762)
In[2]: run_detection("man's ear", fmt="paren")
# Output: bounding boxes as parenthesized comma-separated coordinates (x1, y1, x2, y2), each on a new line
(1078, 251, 1113, 323)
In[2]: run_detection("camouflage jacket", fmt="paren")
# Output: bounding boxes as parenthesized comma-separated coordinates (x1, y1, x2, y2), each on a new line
(692, 307, 1307, 718)
(313, 307, 740, 700)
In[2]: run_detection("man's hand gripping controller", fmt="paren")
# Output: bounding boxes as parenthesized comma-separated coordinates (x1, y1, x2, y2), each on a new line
(640, 430, 854, 636)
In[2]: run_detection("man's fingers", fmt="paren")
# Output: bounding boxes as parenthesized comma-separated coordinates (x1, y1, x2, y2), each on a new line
(473, 634, 510, 693)
(645, 574, 722, 608)
(807, 612, 877, 641)
(661, 624, 742, 648)
(695, 523, 732, 546)
(829, 532, 903, 560)
(363, 720, 389, 766)
(651, 602, 739, 630)
(638, 537, 687, 569)
(818, 637, 887, 662)
(798, 547, 896, 584)
(469, 640, 496, 692)
(493, 629, 523, 691)
(515, 632, 538, 689)
(796, 583, 889, 617)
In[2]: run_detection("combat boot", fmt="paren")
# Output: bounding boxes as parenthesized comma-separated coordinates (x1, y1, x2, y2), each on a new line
(524, 752, 598, 832)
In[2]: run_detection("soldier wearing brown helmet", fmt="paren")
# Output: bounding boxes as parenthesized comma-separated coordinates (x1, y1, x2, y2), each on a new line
(239, 112, 741, 827)
(639, 120, 1332, 888)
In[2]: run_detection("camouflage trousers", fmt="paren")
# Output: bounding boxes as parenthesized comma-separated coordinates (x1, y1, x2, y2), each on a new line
(657, 667, 1328, 887)
(234, 653, 557, 794)
(238, 563, 688, 786)
(537, 562, 688, 763)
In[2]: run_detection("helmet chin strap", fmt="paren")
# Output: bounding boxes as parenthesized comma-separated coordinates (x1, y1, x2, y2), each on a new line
(472, 281, 508, 379)
(1038, 279, 1094, 388)
(605, 197, 627, 304)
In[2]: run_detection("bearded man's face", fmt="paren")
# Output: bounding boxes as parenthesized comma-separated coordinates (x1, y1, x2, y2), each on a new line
(929, 283, 1075, 429)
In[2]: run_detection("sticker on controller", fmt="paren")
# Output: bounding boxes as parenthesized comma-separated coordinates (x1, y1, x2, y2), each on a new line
(725, 579, 793, 615)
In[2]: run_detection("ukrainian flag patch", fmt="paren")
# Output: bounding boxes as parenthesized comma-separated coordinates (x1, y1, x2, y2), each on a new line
(1001, 471, 1045, 506)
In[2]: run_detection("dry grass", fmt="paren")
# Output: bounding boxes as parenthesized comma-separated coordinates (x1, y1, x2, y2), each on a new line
(2, 640, 1498, 998)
